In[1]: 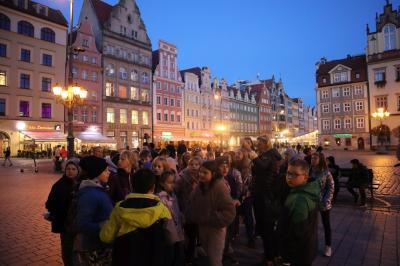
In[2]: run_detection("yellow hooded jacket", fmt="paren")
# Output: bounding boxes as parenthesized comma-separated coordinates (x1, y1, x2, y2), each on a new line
(100, 193, 171, 244)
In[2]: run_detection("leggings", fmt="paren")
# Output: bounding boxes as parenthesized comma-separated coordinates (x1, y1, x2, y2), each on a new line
(320, 210, 331, 246)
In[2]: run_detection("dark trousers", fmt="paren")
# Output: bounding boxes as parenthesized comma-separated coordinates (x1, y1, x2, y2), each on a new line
(347, 184, 366, 204)
(333, 179, 340, 202)
(320, 210, 331, 246)
(242, 197, 255, 241)
(184, 223, 197, 263)
(224, 221, 235, 254)
(60, 232, 75, 266)
(165, 241, 185, 266)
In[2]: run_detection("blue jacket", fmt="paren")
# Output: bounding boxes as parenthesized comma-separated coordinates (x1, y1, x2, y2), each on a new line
(76, 180, 113, 251)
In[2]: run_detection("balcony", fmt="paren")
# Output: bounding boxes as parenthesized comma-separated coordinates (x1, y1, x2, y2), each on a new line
(374, 80, 386, 88)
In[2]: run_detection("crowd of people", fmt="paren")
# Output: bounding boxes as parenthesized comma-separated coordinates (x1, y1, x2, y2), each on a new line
(44, 137, 375, 266)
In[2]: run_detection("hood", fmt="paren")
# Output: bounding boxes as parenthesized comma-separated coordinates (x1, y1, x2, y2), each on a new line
(286, 180, 320, 223)
(79, 179, 105, 190)
(294, 180, 321, 201)
(116, 193, 171, 229)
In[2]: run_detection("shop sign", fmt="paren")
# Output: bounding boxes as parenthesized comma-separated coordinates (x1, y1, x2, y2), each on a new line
(334, 133, 352, 138)
(161, 132, 172, 140)
(27, 125, 55, 131)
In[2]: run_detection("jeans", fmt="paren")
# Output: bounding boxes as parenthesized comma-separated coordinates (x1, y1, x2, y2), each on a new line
(60, 232, 75, 266)
(164, 241, 185, 266)
(184, 223, 198, 263)
(320, 210, 331, 246)
(242, 197, 255, 241)
(347, 184, 366, 204)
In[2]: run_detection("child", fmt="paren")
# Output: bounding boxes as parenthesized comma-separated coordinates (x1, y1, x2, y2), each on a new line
(152, 156, 171, 193)
(282, 159, 320, 266)
(186, 161, 236, 266)
(158, 170, 185, 266)
(100, 169, 171, 266)
(139, 149, 153, 169)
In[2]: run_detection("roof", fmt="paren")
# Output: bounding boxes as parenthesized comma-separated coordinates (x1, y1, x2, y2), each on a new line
(316, 55, 367, 87)
(152, 50, 159, 73)
(0, 0, 67, 27)
(91, 0, 113, 24)
(180, 67, 202, 85)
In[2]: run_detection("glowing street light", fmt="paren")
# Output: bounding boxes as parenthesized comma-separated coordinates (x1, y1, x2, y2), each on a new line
(371, 107, 390, 154)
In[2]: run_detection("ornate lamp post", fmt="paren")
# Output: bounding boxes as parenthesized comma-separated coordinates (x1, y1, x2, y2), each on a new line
(213, 79, 224, 149)
(372, 107, 390, 154)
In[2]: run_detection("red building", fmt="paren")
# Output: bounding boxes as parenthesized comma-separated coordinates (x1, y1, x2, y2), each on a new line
(248, 80, 273, 136)
(152, 40, 185, 145)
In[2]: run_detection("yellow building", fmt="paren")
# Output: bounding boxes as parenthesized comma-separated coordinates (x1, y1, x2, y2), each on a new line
(0, 0, 68, 156)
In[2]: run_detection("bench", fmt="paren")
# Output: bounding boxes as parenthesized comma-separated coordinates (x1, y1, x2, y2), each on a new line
(338, 168, 379, 199)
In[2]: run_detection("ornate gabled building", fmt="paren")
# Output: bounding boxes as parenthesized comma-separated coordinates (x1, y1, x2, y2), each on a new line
(366, 1, 400, 148)
(79, 0, 152, 149)
(152, 40, 184, 145)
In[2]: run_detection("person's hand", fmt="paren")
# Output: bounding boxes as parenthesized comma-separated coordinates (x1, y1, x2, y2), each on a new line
(233, 199, 241, 206)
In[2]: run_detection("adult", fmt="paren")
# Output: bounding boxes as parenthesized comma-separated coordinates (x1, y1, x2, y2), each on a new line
(148, 143, 159, 159)
(45, 160, 80, 266)
(2, 147, 12, 167)
(166, 142, 177, 159)
(241, 137, 257, 160)
(347, 159, 369, 206)
(75, 156, 113, 265)
(251, 135, 283, 266)
(310, 152, 334, 257)
(303, 147, 312, 165)
(296, 143, 301, 154)
(92, 146, 104, 158)
(54, 146, 62, 172)
(177, 140, 187, 158)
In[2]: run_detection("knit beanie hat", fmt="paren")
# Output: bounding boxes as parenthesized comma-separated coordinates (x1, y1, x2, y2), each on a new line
(201, 160, 217, 173)
(215, 156, 229, 167)
(79, 155, 108, 179)
(65, 158, 80, 175)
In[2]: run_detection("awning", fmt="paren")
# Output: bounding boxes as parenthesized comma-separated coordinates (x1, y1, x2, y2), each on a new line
(21, 131, 66, 142)
(76, 132, 116, 144)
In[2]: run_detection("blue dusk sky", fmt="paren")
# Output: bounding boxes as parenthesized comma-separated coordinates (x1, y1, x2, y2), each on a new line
(37, 0, 400, 106)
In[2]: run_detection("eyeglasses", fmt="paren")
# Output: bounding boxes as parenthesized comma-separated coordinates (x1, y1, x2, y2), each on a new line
(286, 171, 306, 179)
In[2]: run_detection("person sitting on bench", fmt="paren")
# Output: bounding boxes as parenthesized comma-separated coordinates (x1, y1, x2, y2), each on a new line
(347, 159, 369, 207)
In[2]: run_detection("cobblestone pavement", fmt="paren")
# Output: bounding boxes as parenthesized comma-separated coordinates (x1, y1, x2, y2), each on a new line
(0, 153, 399, 266)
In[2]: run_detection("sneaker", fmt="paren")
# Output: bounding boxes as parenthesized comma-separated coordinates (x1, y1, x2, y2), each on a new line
(324, 246, 332, 257)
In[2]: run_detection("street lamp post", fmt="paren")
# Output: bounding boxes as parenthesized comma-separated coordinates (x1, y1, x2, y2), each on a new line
(372, 107, 390, 154)
(213, 79, 223, 149)
(52, 0, 86, 158)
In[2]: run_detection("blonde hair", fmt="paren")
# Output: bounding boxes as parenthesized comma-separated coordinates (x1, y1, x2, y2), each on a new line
(188, 156, 202, 165)
(120, 150, 138, 172)
(152, 156, 170, 172)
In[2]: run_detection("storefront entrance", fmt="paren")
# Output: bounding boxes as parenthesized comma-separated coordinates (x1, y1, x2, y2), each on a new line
(0, 131, 10, 157)
(357, 137, 365, 150)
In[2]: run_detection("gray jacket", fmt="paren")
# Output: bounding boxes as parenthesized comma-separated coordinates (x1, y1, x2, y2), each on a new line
(310, 169, 334, 211)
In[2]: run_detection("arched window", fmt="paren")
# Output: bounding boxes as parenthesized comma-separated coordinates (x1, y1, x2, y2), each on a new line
(141, 72, 149, 84)
(41, 28, 55, 43)
(0, 13, 10, 31)
(130, 70, 138, 81)
(106, 64, 115, 76)
(119, 67, 127, 80)
(384, 24, 397, 51)
(18, 20, 34, 37)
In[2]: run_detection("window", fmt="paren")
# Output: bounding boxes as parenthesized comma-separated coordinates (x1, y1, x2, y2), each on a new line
(80, 109, 87, 122)
(40, 28, 55, 43)
(20, 73, 30, 89)
(332, 88, 340, 97)
(42, 54, 52, 66)
(83, 55, 88, 62)
(344, 118, 351, 129)
(105, 82, 115, 97)
(343, 103, 351, 112)
(20, 49, 30, 62)
(157, 112, 161, 121)
(356, 117, 364, 128)
(92, 110, 97, 123)
(187, 122, 190, 129)
(0, 43, 6, 57)
(18, 21, 34, 37)
(343, 87, 350, 96)
(82, 70, 88, 80)
(355, 101, 364, 111)
(106, 64, 115, 76)
(322, 120, 330, 130)
(142, 111, 149, 125)
(355, 86, 363, 95)
(119, 67, 127, 80)
(82, 39, 89, 47)
(130, 87, 139, 100)
(107, 131, 115, 139)
(374, 69, 386, 82)
(0, 13, 11, 31)
(333, 104, 340, 113)
(41, 77, 51, 92)
(322, 104, 329, 113)
(130, 70, 138, 81)
(164, 98, 168, 106)
(40, 103, 51, 118)
(72, 67, 77, 78)
(177, 115, 181, 122)
(398, 95, 400, 111)
(91, 57, 97, 64)
(131, 110, 138, 124)
(171, 114, 175, 122)
(156, 96, 161, 104)
(376, 96, 388, 109)
(333, 72, 348, 83)
(334, 119, 341, 129)
(142, 72, 149, 84)
(120, 131, 127, 147)
(106, 108, 115, 123)
(120, 109, 127, 124)
(170, 99, 175, 106)
(73, 109, 78, 121)
(164, 113, 168, 121)
(0, 71, 6, 85)
(92, 72, 97, 81)
(0, 98, 5, 116)
(321, 90, 329, 99)
(118, 85, 127, 98)
(19, 101, 29, 117)
(177, 100, 181, 107)
(384, 24, 396, 51)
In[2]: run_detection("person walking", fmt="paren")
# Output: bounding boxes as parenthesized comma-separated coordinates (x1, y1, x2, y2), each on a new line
(251, 135, 283, 266)
(45, 160, 80, 266)
(2, 147, 12, 167)
(186, 161, 236, 266)
(347, 159, 369, 206)
(310, 152, 334, 257)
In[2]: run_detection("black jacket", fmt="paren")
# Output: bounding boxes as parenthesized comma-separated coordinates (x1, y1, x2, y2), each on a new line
(108, 168, 133, 205)
(45, 175, 75, 233)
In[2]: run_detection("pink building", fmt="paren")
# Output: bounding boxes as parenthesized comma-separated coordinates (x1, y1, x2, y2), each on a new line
(152, 40, 185, 145)
(70, 18, 106, 147)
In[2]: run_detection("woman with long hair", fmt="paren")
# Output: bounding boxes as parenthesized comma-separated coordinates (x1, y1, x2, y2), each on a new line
(241, 137, 257, 160)
(310, 152, 334, 257)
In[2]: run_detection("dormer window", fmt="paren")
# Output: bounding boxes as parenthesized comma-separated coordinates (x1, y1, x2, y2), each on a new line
(332, 72, 348, 83)
(383, 24, 396, 51)
(322, 78, 326, 83)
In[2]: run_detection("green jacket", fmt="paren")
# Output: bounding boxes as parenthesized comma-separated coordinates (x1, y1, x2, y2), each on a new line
(282, 180, 320, 265)
(100, 193, 171, 244)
